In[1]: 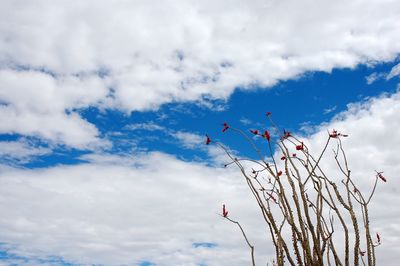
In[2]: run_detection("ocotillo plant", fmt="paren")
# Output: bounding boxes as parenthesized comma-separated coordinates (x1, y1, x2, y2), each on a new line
(206, 114, 384, 266)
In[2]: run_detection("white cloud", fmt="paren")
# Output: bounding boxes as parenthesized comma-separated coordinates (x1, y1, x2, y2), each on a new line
(323, 105, 337, 114)
(365, 63, 400, 84)
(239, 117, 252, 125)
(171, 130, 230, 164)
(0, 139, 51, 164)
(1, 0, 400, 147)
(171, 131, 204, 150)
(386, 62, 400, 80)
(0, 152, 270, 265)
(365, 72, 384, 84)
(124, 122, 165, 132)
(0, 70, 110, 149)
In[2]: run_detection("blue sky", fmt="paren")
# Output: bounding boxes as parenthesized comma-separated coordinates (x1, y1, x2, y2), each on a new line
(1, 1, 400, 265)
(3, 61, 398, 168)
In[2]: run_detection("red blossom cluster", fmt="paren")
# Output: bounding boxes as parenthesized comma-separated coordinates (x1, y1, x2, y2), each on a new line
(210, 117, 385, 264)
(262, 130, 271, 141)
(296, 142, 304, 151)
(205, 135, 211, 145)
(222, 204, 228, 217)
(376, 171, 387, 182)
(222, 122, 229, 133)
(250, 128, 272, 142)
(250, 129, 259, 135)
(329, 129, 348, 138)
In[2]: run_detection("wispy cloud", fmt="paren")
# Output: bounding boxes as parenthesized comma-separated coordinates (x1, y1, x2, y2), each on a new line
(365, 72, 385, 84)
(171, 131, 204, 150)
(386, 63, 400, 80)
(0, 139, 51, 165)
(192, 242, 218, 249)
(365, 63, 400, 84)
(239, 117, 252, 125)
(124, 122, 165, 132)
(323, 105, 337, 114)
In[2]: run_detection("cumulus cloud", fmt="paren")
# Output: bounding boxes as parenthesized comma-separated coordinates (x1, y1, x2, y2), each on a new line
(0, 152, 270, 265)
(1, 0, 400, 147)
(0, 70, 110, 149)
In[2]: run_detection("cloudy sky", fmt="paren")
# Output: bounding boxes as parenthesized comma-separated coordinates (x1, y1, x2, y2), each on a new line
(0, 0, 400, 265)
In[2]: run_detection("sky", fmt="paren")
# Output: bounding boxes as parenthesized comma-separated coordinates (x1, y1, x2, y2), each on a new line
(0, 0, 400, 265)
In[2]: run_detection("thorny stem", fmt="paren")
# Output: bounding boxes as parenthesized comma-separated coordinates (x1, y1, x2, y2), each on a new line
(223, 215, 256, 266)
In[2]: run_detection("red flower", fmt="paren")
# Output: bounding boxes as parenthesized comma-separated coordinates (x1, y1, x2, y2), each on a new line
(283, 129, 291, 139)
(329, 130, 338, 138)
(222, 122, 229, 133)
(280, 156, 286, 160)
(296, 142, 304, 151)
(263, 130, 271, 141)
(250, 129, 259, 135)
(292, 153, 296, 157)
(222, 204, 228, 217)
(277, 171, 283, 176)
(205, 135, 211, 145)
(377, 171, 387, 182)
(377, 233, 381, 244)
(330, 130, 349, 138)
(266, 112, 272, 116)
